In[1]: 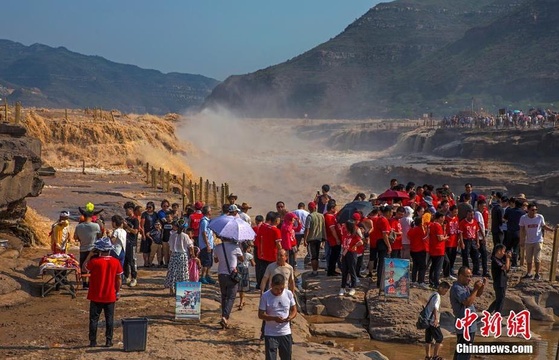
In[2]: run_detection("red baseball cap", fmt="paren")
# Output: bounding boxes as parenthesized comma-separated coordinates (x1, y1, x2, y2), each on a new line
(308, 201, 317, 210)
(194, 201, 204, 210)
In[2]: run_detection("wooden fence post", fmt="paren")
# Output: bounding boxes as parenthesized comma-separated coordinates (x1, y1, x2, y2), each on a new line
(151, 167, 156, 188)
(199, 177, 203, 203)
(15, 102, 21, 124)
(221, 184, 225, 205)
(550, 227, 559, 282)
(145, 162, 150, 183)
(205, 180, 210, 205)
(82, 160, 86, 174)
(224, 183, 230, 201)
(189, 180, 194, 203)
(212, 182, 217, 207)
(193, 184, 198, 203)
(182, 173, 187, 211)
(166, 171, 171, 192)
(159, 168, 164, 190)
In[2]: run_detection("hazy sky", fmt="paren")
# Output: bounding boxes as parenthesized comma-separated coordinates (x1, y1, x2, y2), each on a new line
(1, 1, 380, 80)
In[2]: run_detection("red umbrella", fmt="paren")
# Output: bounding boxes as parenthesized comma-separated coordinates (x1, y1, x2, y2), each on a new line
(377, 189, 410, 201)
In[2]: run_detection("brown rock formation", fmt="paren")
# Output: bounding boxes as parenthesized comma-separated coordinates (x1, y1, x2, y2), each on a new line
(0, 124, 44, 245)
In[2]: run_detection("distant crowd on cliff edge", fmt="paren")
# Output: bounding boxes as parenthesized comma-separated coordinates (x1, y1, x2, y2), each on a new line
(442, 108, 559, 129)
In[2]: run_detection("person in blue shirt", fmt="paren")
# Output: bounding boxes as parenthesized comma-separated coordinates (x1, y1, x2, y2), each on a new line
(459, 183, 478, 207)
(157, 199, 171, 221)
(450, 266, 487, 360)
(198, 205, 215, 284)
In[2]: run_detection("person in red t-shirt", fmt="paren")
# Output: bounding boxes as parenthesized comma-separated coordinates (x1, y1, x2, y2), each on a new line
(324, 202, 342, 276)
(428, 212, 448, 288)
(408, 217, 429, 288)
(85, 237, 123, 348)
(458, 209, 482, 275)
(389, 207, 405, 259)
(190, 201, 204, 242)
(374, 206, 393, 289)
(365, 208, 379, 277)
(280, 212, 302, 268)
(338, 221, 363, 296)
(256, 212, 282, 289)
(443, 205, 459, 279)
(252, 214, 264, 286)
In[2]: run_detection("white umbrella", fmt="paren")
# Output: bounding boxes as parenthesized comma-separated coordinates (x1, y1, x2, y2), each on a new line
(212, 216, 255, 242)
(208, 215, 236, 234)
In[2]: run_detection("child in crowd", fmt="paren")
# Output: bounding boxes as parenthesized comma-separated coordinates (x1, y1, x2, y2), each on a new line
(161, 213, 174, 267)
(109, 215, 127, 270)
(188, 246, 201, 282)
(148, 221, 163, 267)
(339, 221, 363, 296)
(237, 242, 255, 310)
(424, 281, 451, 360)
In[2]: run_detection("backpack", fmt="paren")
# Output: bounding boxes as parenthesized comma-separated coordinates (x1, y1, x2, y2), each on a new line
(416, 293, 437, 330)
(189, 213, 204, 232)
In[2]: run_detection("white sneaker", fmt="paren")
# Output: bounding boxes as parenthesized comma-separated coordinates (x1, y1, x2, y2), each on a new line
(348, 288, 356, 296)
(130, 279, 137, 287)
(338, 288, 346, 296)
(419, 283, 429, 290)
(448, 275, 457, 281)
(125, 277, 131, 285)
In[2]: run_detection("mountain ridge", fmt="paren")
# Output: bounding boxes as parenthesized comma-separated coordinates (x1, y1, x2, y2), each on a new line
(204, 0, 555, 119)
(0, 39, 219, 114)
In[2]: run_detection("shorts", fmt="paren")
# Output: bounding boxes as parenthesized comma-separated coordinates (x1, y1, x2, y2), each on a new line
(237, 264, 250, 292)
(425, 325, 443, 344)
(140, 238, 152, 254)
(525, 242, 542, 263)
(200, 248, 213, 268)
(295, 234, 304, 247)
(308, 240, 322, 261)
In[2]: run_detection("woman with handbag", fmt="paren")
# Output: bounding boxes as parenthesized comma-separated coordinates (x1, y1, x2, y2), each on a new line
(214, 237, 244, 329)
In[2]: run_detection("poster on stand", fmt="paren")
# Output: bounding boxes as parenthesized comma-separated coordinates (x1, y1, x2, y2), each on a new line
(382, 258, 410, 298)
(175, 281, 201, 320)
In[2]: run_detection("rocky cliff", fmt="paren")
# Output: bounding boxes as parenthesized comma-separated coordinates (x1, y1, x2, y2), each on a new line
(0, 124, 44, 245)
(203, 0, 542, 118)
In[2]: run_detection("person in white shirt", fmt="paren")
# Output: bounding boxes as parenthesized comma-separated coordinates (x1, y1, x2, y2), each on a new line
(239, 203, 252, 224)
(109, 215, 127, 269)
(164, 223, 193, 294)
(214, 238, 244, 329)
(424, 281, 450, 360)
(400, 206, 414, 260)
(474, 200, 489, 278)
(292, 202, 310, 252)
(258, 273, 297, 360)
(519, 204, 554, 280)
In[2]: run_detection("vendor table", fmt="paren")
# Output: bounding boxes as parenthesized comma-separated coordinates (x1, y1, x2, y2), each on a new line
(41, 268, 78, 298)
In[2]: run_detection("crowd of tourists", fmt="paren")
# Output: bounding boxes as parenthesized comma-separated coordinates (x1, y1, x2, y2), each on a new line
(441, 108, 559, 129)
(49, 180, 555, 359)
